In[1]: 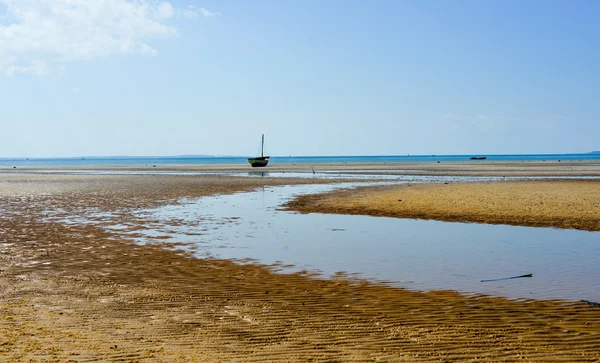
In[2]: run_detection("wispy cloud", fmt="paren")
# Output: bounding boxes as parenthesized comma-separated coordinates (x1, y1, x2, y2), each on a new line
(0, 1, 219, 76)
(183, 5, 221, 19)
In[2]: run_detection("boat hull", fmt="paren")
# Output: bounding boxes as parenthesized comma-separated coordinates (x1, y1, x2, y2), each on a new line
(248, 156, 269, 167)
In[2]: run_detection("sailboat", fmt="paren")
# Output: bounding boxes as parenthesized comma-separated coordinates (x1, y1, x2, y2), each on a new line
(247, 134, 270, 167)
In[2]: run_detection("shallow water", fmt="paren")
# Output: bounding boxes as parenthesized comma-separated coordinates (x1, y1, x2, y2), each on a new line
(97, 183, 600, 302)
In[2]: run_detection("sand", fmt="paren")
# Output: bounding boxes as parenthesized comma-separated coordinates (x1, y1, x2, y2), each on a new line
(1, 173, 600, 362)
(3, 159, 600, 176)
(285, 180, 600, 231)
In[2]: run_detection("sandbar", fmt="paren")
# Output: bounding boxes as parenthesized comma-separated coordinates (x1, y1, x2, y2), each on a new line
(286, 179, 600, 231)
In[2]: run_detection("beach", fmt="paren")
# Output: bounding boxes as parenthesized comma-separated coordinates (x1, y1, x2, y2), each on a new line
(1, 167, 600, 361)
(4, 0, 599, 360)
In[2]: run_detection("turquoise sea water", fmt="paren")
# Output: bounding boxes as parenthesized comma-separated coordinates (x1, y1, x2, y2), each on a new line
(1, 153, 599, 167)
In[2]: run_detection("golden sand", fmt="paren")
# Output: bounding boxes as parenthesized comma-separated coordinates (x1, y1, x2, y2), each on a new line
(286, 180, 600, 231)
(1, 173, 599, 361)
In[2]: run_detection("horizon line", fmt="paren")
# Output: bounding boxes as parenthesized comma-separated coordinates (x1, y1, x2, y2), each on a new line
(1, 151, 598, 160)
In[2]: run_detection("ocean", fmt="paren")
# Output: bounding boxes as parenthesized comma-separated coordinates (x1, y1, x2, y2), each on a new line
(0, 153, 599, 167)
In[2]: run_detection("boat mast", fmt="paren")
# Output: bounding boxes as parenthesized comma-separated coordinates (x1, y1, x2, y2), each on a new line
(261, 134, 264, 158)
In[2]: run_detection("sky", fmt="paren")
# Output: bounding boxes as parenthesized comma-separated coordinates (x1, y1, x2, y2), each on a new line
(0, 0, 599, 157)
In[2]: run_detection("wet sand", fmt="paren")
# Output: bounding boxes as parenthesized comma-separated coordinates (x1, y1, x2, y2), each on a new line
(3, 159, 600, 176)
(1, 173, 600, 361)
(285, 180, 600, 231)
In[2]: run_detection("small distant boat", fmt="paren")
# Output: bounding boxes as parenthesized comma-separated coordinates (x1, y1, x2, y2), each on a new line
(470, 156, 487, 160)
(247, 134, 269, 167)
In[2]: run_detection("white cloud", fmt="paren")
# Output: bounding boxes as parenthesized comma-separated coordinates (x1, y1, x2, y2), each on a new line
(157, 2, 174, 19)
(183, 9, 198, 19)
(183, 5, 220, 19)
(0, 0, 218, 75)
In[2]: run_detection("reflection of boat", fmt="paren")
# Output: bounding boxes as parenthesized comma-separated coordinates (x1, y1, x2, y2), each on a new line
(247, 134, 269, 167)
(470, 156, 487, 160)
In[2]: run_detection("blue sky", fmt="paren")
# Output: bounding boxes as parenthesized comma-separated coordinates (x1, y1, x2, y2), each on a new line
(1, 0, 598, 157)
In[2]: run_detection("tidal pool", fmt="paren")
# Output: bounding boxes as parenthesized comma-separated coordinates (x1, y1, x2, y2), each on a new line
(110, 183, 600, 302)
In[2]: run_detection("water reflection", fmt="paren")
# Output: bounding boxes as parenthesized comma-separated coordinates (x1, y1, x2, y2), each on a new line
(116, 184, 600, 302)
